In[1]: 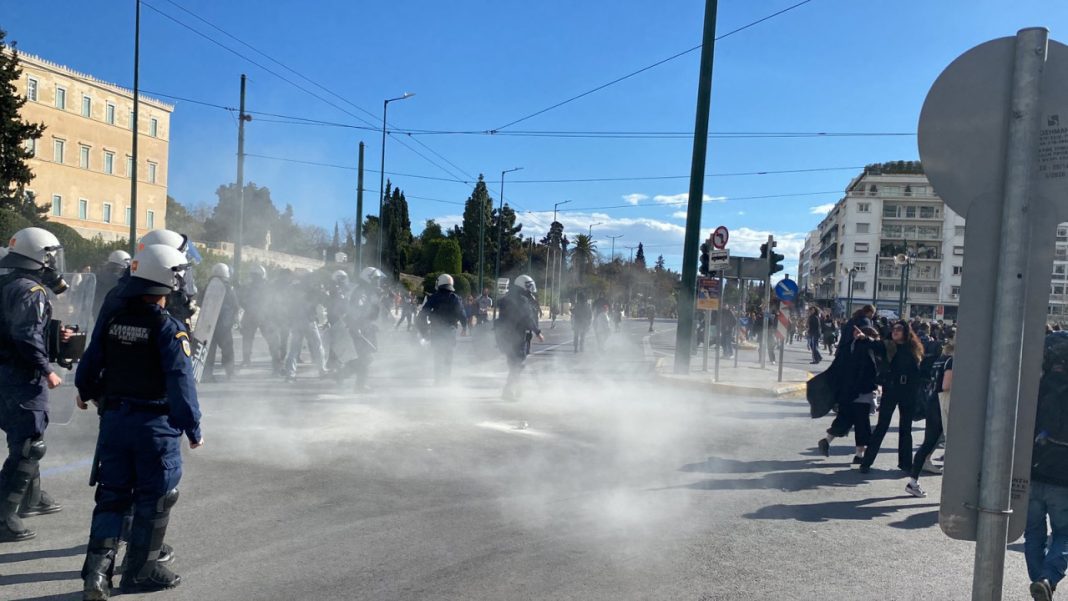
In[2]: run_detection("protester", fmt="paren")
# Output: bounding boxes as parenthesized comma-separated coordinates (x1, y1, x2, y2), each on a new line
(906, 340, 954, 498)
(859, 321, 922, 474)
(818, 325, 884, 465)
(807, 306, 823, 364)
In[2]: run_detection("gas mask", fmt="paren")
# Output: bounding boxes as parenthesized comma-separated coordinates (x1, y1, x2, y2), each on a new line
(40, 251, 68, 295)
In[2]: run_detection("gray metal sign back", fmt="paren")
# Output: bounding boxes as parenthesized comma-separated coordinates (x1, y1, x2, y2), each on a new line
(720, 256, 767, 280)
(918, 34, 1068, 543)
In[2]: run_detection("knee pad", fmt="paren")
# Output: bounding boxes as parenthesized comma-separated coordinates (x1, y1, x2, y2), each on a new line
(156, 488, 179, 513)
(21, 439, 46, 462)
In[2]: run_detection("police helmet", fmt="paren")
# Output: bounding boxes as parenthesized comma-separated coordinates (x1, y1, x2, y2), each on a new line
(2, 227, 63, 271)
(250, 264, 267, 280)
(333, 269, 350, 285)
(360, 267, 385, 284)
(107, 249, 132, 267)
(125, 245, 191, 297)
(514, 274, 536, 294)
(138, 229, 202, 264)
(211, 263, 231, 281)
(436, 274, 454, 291)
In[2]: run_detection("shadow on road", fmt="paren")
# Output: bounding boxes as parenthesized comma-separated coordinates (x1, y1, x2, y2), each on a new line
(745, 497, 938, 523)
(888, 509, 940, 530)
(680, 456, 826, 474)
(0, 569, 81, 586)
(721, 410, 813, 420)
(0, 544, 84, 564)
(6, 594, 81, 601)
(674, 467, 901, 494)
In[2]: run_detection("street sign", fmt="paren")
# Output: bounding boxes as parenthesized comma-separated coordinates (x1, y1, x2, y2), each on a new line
(709, 248, 730, 269)
(919, 31, 1068, 548)
(497, 277, 510, 296)
(720, 257, 768, 280)
(774, 278, 799, 303)
(696, 277, 721, 311)
(774, 310, 789, 342)
(711, 225, 729, 249)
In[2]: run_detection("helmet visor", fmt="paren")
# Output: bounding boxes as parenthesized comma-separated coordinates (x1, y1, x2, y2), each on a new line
(184, 241, 203, 265)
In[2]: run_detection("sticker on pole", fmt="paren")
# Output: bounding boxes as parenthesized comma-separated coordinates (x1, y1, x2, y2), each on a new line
(711, 226, 729, 250)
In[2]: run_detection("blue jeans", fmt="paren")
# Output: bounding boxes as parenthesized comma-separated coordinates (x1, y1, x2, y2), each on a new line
(808, 336, 822, 362)
(1025, 480, 1068, 586)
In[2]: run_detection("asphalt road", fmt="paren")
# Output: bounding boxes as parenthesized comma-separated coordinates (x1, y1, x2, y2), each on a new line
(0, 317, 1035, 600)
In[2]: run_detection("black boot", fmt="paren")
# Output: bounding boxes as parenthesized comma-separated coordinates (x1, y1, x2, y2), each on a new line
(18, 475, 62, 517)
(120, 489, 181, 592)
(81, 537, 117, 601)
(0, 439, 45, 543)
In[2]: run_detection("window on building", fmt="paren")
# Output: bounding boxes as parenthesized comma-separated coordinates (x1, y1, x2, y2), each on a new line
(956, 226, 966, 237)
(951, 286, 961, 297)
(868, 184, 878, 196)
(26, 77, 38, 102)
(905, 206, 917, 218)
(882, 224, 903, 238)
(78, 199, 88, 220)
(953, 245, 964, 256)
(858, 202, 871, 213)
(883, 204, 898, 218)
(127, 156, 134, 178)
(81, 95, 91, 118)
(53, 139, 64, 164)
(55, 85, 66, 110)
(953, 265, 963, 276)
(103, 151, 114, 174)
(883, 185, 901, 196)
(854, 243, 869, 254)
(853, 281, 867, 292)
(1055, 285, 1065, 296)
(856, 223, 870, 234)
(920, 206, 937, 219)
(124, 207, 131, 225)
(105, 103, 115, 125)
(79, 145, 90, 169)
(904, 185, 912, 196)
(853, 262, 867, 272)
(102, 203, 112, 224)
(1057, 265, 1067, 276)
(147, 162, 157, 184)
(51, 195, 62, 217)
(146, 209, 155, 229)
(24, 138, 36, 157)
(150, 118, 158, 137)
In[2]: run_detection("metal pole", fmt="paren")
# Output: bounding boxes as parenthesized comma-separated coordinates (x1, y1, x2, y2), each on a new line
(735, 267, 743, 369)
(128, 0, 140, 253)
(355, 141, 365, 272)
(702, 308, 711, 371)
(846, 270, 854, 316)
(478, 190, 485, 292)
(760, 235, 773, 370)
(972, 27, 1047, 601)
(904, 260, 912, 319)
(898, 260, 907, 317)
(234, 74, 247, 280)
(377, 99, 388, 268)
(673, 0, 719, 375)
(777, 314, 785, 382)
(715, 272, 724, 381)
(608, 234, 622, 262)
(495, 167, 523, 307)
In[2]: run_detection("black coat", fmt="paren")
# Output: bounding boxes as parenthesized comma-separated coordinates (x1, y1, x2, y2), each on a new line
(1032, 371, 1068, 487)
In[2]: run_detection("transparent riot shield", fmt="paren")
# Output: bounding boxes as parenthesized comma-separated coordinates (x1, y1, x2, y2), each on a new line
(47, 272, 95, 425)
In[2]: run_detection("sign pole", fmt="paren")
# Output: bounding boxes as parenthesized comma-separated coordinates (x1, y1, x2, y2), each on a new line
(777, 319, 785, 382)
(972, 27, 1047, 601)
(702, 308, 711, 371)
(715, 272, 724, 381)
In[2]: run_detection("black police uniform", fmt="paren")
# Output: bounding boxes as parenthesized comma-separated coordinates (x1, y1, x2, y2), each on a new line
(0, 270, 63, 541)
(76, 294, 202, 595)
(344, 283, 380, 391)
(239, 275, 278, 367)
(204, 276, 239, 380)
(419, 287, 466, 383)
(496, 288, 541, 398)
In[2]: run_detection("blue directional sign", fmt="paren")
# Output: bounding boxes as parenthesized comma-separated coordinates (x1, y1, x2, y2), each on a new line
(774, 277, 799, 303)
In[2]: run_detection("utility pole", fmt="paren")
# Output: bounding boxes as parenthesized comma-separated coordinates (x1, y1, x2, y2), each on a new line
(673, 0, 719, 375)
(355, 141, 365, 272)
(493, 167, 523, 297)
(234, 74, 249, 279)
(128, 0, 140, 253)
(760, 234, 773, 370)
(377, 93, 414, 268)
(607, 234, 623, 262)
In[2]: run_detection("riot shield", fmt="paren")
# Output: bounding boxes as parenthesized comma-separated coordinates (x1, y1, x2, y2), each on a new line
(47, 272, 96, 426)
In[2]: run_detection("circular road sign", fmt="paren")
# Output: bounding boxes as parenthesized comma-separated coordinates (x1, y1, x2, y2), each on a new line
(712, 226, 729, 250)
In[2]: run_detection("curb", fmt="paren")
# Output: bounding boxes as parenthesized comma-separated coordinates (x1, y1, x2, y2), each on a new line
(653, 371, 809, 398)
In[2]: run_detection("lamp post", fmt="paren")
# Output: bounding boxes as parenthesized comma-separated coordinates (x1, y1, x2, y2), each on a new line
(377, 92, 414, 268)
(588, 222, 602, 238)
(894, 249, 916, 319)
(607, 234, 623, 262)
(551, 200, 571, 308)
(489, 166, 523, 297)
(843, 266, 859, 316)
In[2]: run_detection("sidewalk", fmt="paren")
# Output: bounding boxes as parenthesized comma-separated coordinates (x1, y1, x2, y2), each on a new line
(644, 329, 813, 398)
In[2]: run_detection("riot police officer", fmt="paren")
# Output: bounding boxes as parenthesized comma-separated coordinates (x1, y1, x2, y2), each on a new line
(419, 274, 467, 384)
(203, 263, 238, 382)
(0, 227, 69, 542)
(75, 244, 203, 598)
(92, 250, 130, 317)
(345, 267, 384, 392)
(239, 264, 276, 368)
(496, 274, 543, 400)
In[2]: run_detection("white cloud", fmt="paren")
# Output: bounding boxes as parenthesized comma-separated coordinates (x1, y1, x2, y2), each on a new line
(737, 211, 746, 216)
(652, 193, 727, 205)
(809, 203, 836, 215)
(622, 193, 648, 205)
(671, 211, 688, 219)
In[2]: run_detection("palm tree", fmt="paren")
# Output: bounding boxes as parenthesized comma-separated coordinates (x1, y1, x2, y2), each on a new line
(569, 234, 598, 282)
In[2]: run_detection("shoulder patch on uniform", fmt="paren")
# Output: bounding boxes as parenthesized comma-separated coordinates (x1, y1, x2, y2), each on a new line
(28, 285, 45, 294)
(180, 338, 192, 357)
(176, 331, 189, 340)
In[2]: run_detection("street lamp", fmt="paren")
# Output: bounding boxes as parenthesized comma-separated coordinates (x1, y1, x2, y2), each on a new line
(843, 266, 859, 316)
(607, 234, 623, 262)
(377, 92, 415, 268)
(488, 166, 523, 296)
(588, 222, 602, 238)
(550, 200, 572, 309)
(894, 249, 916, 319)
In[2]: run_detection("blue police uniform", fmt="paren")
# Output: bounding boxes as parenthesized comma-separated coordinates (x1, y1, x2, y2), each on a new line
(0, 271, 60, 541)
(419, 289, 467, 383)
(496, 289, 541, 398)
(76, 298, 202, 591)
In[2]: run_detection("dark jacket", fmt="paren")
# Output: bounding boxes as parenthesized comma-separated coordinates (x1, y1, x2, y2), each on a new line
(497, 289, 540, 344)
(883, 341, 921, 398)
(807, 313, 820, 338)
(0, 272, 54, 409)
(1032, 370, 1068, 487)
(420, 289, 466, 335)
(847, 338, 885, 400)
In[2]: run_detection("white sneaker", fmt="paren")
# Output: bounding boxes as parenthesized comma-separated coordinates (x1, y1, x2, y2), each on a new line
(906, 482, 927, 498)
(922, 460, 943, 475)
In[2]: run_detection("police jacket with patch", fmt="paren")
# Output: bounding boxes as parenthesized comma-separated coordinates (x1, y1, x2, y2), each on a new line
(1032, 371, 1068, 487)
(0, 271, 54, 385)
(497, 290, 540, 343)
(76, 300, 202, 444)
(420, 290, 466, 333)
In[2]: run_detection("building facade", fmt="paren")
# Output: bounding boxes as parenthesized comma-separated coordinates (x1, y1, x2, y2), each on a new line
(11, 50, 172, 241)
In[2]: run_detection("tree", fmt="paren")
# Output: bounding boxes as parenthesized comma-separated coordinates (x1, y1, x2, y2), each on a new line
(655, 255, 666, 272)
(634, 243, 646, 268)
(203, 182, 279, 248)
(380, 181, 413, 275)
(165, 195, 205, 240)
(491, 203, 525, 275)
(0, 30, 46, 220)
(459, 175, 494, 274)
(430, 238, 462, 274)
(569, 234, 597, 283)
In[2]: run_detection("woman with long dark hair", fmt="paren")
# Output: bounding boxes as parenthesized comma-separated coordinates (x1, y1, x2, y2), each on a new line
(859, 320, 924, 473)
(817, 325, 885, 465)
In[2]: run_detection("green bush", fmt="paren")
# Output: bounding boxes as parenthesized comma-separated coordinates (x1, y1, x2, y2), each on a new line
(0, 209, 32, 244)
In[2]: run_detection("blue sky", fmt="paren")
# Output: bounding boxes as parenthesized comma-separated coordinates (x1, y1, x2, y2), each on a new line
(6, 0, 1068, 272)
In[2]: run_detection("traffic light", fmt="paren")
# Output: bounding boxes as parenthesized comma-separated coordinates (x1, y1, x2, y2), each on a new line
(760, 243, 768, 259)
(769, 242, 785, 276)
(699, 242, 710, 276)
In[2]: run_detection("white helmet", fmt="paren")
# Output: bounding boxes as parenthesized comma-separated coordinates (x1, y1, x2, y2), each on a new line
(514, 274, 536, 294)
(107, 249, 131, 267)
(436, 273, 454, 291)
(332, 269, 350, 285)
(250, 264, 267, 279)
(126, 244, 190, 296)
(360, 267, 385, 284)
(138, 229, 202, 264)
(211, 263, 231, 280)
(3, 227, 63, 271)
